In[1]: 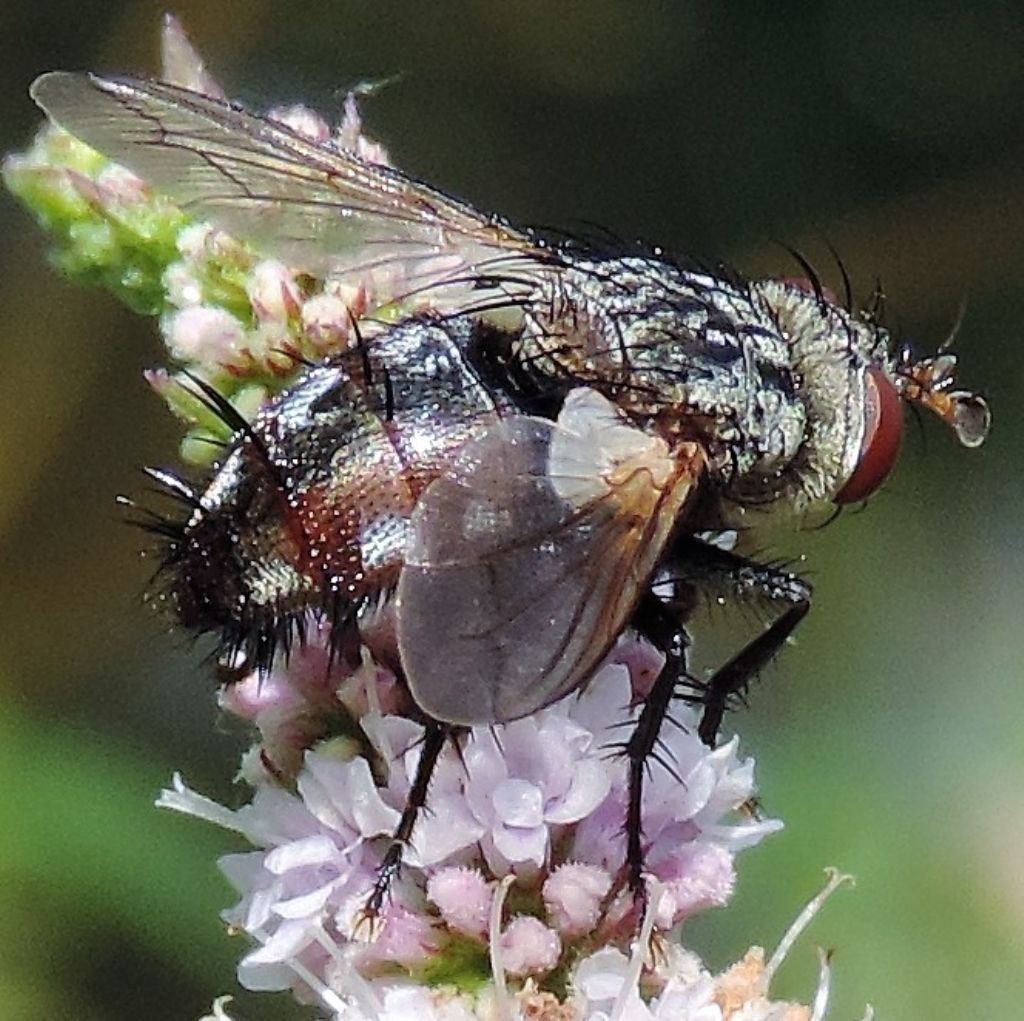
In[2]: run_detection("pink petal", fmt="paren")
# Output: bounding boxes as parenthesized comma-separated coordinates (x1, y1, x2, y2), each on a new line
(406, 795, 483, 867)
(243, 917, 316, 966)
(273, 881, 337, 919)
(300, 753, 400, 838)
(491, 822, 548, 866)
(545, 759, 611, 824)
(264, 834, 339, 874)
(492, 778, 544, 827)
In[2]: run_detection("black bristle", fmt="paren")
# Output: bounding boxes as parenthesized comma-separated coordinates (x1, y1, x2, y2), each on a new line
(777, 242, 828, 312)
(143, 465, 201, 507)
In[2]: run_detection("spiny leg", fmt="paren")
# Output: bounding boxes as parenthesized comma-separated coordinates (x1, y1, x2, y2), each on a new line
(698, 599, 809, 745)
(660, 534, 812, 747)
(614, 537, 811, 909)
(624, 592, 690, 899)
(365, 719, 449, 917)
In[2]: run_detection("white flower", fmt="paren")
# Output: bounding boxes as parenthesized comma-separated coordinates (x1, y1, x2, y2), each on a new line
(455, 706, 612, 872)
(161, 646, 789, 1006)
(162, 750, 408, 991)
(164, 305, 245, 364)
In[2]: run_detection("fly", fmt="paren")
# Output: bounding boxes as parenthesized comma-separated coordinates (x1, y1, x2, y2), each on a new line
(29, 70, 991, 910)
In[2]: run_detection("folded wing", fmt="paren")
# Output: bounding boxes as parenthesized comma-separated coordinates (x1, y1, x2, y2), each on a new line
(31, 72, 549, 305)
(397, 388, 702, 724)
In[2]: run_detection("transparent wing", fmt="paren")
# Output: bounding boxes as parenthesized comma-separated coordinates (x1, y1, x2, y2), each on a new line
(30, 72, 547, 298)
(396, 389, 700, 725)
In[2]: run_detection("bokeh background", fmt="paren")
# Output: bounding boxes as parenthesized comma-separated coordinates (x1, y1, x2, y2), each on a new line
(1, 2, 1022, 1018)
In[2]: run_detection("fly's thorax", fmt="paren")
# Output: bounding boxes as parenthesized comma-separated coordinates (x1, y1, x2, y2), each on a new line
(524, 255, 810, 497)
(522, 257, 906, 522)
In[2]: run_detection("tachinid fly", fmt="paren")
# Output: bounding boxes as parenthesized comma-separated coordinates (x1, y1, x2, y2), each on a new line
(30, 69, 990, 902)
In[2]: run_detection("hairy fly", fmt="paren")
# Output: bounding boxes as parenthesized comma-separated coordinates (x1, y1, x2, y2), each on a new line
(30, 70, 991, 905)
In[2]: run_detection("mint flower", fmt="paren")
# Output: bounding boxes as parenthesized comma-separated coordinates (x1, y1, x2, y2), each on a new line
(159, 644, 794, 1013)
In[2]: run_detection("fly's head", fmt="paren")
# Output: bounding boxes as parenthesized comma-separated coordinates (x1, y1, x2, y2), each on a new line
(715, 277, 991, 521)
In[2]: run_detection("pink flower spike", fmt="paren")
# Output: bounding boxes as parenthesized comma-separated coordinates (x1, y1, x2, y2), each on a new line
(542, 863, 612, 937)
(499, 916, 561, 978)
(426, 867, 491, 938)
(247, 260, 302, 322)
(268, 104, 331, 144)
(160, 13, 227, 98)
(165, 305, 245, 365)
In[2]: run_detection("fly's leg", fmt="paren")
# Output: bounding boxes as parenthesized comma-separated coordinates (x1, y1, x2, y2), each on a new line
(623, 592, 690, 901)
(663, 535, 812, 747)
(617, 539, 810, 909)
(697, 599, 809, 745)
(364, 719, 449, 919)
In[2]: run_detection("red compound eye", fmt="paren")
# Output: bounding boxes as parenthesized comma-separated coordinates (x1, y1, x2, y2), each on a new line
(835, 365, 905, 504)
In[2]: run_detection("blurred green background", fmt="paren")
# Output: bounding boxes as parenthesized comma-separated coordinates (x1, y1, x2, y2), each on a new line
(1, 1, 1022, 1018)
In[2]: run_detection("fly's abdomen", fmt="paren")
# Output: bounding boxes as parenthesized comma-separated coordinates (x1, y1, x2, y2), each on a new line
(171, 316, 513, 668)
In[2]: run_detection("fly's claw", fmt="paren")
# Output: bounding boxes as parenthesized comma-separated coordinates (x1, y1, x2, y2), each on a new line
(351, 844, 404, 942)
(350, 904, 386, 944)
